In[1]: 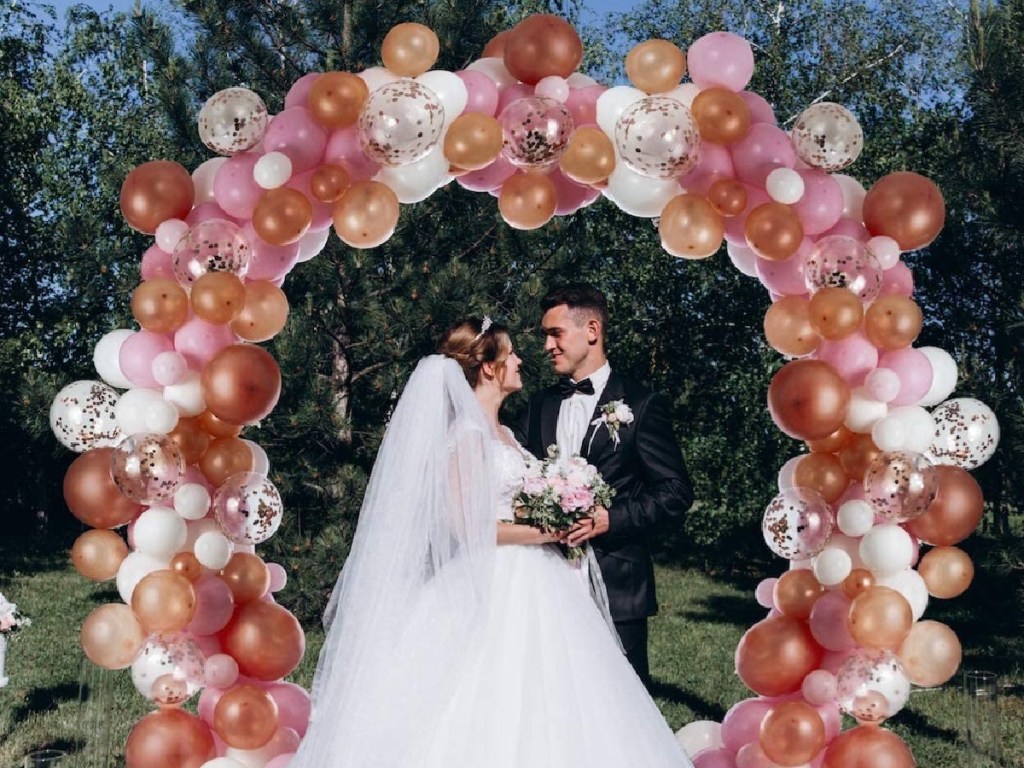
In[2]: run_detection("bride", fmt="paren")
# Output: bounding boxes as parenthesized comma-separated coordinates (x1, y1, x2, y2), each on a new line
(291, 318, 694, 767)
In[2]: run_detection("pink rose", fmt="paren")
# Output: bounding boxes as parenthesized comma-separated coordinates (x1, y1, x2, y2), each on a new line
(0, 615, 14, 631)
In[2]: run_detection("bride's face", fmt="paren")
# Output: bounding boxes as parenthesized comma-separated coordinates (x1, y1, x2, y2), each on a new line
(498, 348, 523, 394)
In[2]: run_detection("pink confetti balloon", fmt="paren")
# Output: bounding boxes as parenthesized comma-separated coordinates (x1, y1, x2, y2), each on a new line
(761, 487, 834, 561)
(110, 432, 185, 505)
(864, 450, 938, 523)
(172, 218, 251, 287)
(499, 96, 574, 170)
(836, 649, 910, 724)
(803, 235, 882, 301)
(358, 81, 445, 167)
(214, 471, 285, 545)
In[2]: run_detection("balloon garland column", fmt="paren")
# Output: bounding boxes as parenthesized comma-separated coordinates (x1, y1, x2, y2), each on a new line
(49, 13, 998, 768)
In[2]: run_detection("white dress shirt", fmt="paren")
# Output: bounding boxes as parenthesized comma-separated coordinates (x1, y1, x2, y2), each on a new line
(556, 362, 611, 459)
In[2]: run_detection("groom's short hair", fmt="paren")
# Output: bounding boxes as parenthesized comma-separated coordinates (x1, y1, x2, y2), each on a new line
(540, 284, 609, 334)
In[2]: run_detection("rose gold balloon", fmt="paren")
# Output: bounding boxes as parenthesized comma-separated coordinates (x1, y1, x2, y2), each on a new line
(864, 295, 923, 350)
(759, 700, 826, 767)
(863, 171, 945, 251)
(381, 22, 440, 77)
(221, 552, 271, 604)
(707, 178, 748, 217)
(692, 87, 752, 144)
(201, 344, 282, 425)
(120, 160, 195, 235)
(482, 30, 512, 58)
(822, 725, 914, 768)
(200, 436, 255, 487)
(847, 586, 913, 650)
(838, 433, 882, 482)
(190, 271, 246, 325)
(625, 39, 686, 93)
(735, 616, 823, 697)
(503, 14, 583, 85)
(560, 126, 616, 185)
(231, 281, 290, 343)
(64, 447, 143, 529)
(897, 619, 962, 687)
(333, 181, 400, 249)
(807, 425, 853, 454)
(131, 569, 197, 634)
(444, 113, 503, 171)
(125, 708, 215, 768)
(745, 202, 804, 261)
(808, 287, 864, 340)
(196, 409, 243, 439)
(220, 600, 305, 681)
(72, 529, 128, 582)
(498, 172, 557, 230)
(308, 72, 369, 128)
(768, 359, 851, 441)
(659, 193, 725, 259)
(918, 545, 974, 598)
(171, 551, 204, 582)
(764, 296, 821, 357)
(81, 603, 146, 670)
(253, 188, 312, 246)
(904, 465, 983, 546)
(774, 569, 825, 620)
(214, 683, 280, 749)
(310, 163, 351, 203)
(794, 452, 849, 504)
(842, 568, 875, 600)
(131, 278, 190, 333)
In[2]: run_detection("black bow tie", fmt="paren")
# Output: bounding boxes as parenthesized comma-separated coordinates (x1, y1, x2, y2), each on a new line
(558, 376, 595, 399)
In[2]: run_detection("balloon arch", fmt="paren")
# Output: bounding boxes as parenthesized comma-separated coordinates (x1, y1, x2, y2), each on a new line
(51, 13, 999, 768)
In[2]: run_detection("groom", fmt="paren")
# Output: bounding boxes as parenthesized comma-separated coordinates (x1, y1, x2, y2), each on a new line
(511, 284, 693, 684)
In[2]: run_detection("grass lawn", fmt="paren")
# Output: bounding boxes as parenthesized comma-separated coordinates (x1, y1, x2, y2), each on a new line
(2, 539, 1022, 767)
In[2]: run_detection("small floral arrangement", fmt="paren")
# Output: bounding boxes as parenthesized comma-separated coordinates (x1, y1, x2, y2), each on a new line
(589, 400, 634, 451)
(0, 593, 30, 635)
(514, 446, 616, 560)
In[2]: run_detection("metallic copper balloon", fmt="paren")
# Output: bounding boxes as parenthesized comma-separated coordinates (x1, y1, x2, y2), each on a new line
(200, 436, 255, 487)
(822, 725, 914, 768)
(768, 359, 851, 441)
(252, 188, 312, 246)
(658, 193, 725, 259)
(72, 529, 128, 582)
(498, 172, 557, 230)
(131, 569, 197, 634)
(735, 615, 823, 697)
(482, 29, 512, 58)
(214, 684, 280, 750)
(744, 202, 804, 261)
(763, 296, 821, 357)
(863, 171, 945, 251)
(125, 708, 215, 768)
(171, 551, 204, 582)
(444, 113, 503, 171)
(310, 163, 351, 203)
(81, 603, 146, 670)
(220, 600, 305, 681)
(624, 39, 686, 93)
(847, 586, 913, 650)
(897, 619, 962, 687)
(196, 409, 243, 439)
(864, 295, 923, 350)
(808, 287, 864, 340)
(773, 569, 825, 620)
(333, 181, 400, 249)
(707, 178, 748, 217)
(201, 344, 282, 426)
(381, 22, 440, 77)
(131, 278, 189, 333)
(692, 87, 751, 144)
(560, 126, 616, 184)
(64, 447, 143, 529)
(917, 545, 974, 598)
(904, 464, 983, 546)
(120, 160, 195, 235)
(807, 424, 853, 454)
(842, 568, 875, 600)
(220, 552, 271, 604)
(759, 701, 826, 767)
(503, 14, 583, 85)
(231, 281, 290, 343)
(190, 271, 246, 325)
(794, 452, 849, 504)
(307, 72, 369, 128)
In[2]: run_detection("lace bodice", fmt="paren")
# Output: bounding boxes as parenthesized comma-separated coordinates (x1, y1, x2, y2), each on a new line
(493, 429, 533, 521)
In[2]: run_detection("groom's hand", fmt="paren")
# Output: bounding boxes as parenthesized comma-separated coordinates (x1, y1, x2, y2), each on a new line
(566, 506, 610, 547)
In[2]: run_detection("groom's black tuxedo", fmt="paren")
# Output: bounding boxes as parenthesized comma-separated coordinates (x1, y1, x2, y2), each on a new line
(510, 369, 693, 678)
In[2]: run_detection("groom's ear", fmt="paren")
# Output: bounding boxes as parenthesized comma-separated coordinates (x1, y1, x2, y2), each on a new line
(586, 317, 602, 345)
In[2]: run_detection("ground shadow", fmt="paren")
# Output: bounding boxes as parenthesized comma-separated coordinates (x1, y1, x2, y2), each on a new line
(648, 678, 728, 722)
(8, 682, 82, 728)
(675, 594, 767, 629)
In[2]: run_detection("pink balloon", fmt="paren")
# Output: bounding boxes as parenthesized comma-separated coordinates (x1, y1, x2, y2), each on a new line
(693, 748, 738, 768)
(814, 332, 879, 386)
(879, 261, 914, 297)
(120, 331, 174, 388)
(680, 142, 736, 196)
(141, 245, 174, 281)
(739, 91, 776, 125)
(185, 202, 237, 227)
(183, 464, 213, 492)
(816, 701, 842, 741)
(204, 653, 240, 689)
(214, 154, 264, 219)
(564, 84, 606, 127)
(837, 481, 866, 506)
(822, 217, 869, 242)
(285, 72, 321, 110)
(187, 576, 236, 635)
(724, 185, 771, 245)
(192, 632, 222, 658)
(266, 727, 301, 759)
(242, 222, 301, 282)
(864, 367, 902, 403)
(687, 31, 755, 91)
(152, 351, 188, 386)
(266, 754, 296, 768)
(802, 669, 838, 705)
(730, 124, 797, 187)
(266, 682, 312, 737)
(174, 317, 236, 370)
(755, 239, 810, 295)
(197, 684, 225, 726)
(457, 156, 517, 192)
(264, 107, 328, 173)
(496, 82, 534, 115)
(323, 126, 381, 182)
(721, 697, 773, 754)
(820, 648, 857, 674)
(548, 167, 600, 215)
(878, 348, 933, 406)
(793, 170, 844, 235)
(287, 170, 333, 231)
(267, 562, 288, 593)
(456, 69, 499, 116)
(808, 592, 856, 651)
(755, 578, 777, 609)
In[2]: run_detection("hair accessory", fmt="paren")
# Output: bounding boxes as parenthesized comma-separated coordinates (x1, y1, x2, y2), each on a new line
(474, 315, 493, 340)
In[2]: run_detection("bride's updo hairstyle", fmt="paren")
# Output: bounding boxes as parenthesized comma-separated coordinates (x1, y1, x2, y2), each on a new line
(438, 318, 513, 388)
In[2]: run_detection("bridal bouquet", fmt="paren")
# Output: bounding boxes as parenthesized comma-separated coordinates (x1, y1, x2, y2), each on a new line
(0, 593, 30, 635)
(515, 447, 615, 560)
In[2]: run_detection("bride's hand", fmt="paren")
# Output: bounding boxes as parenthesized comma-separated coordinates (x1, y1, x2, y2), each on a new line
(535, 527, 569, 545)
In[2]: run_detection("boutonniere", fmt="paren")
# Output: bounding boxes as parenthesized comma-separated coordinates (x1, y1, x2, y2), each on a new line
(588, 400, 634, 452)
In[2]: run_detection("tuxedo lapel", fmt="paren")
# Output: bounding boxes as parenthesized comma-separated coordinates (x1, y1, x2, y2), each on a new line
(583, 371, 625, 462)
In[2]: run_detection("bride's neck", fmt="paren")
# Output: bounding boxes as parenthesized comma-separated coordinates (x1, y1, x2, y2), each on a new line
(474, 382, 504, 432)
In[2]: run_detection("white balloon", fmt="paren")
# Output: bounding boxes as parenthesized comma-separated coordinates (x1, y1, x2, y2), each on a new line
(185, 517, 220, 548)
(195, 530, 233, 570)
(844, 387, 888, 433)
(766, 168, 805, 204)
(604, 162, 677, 217)
(357, 66, 401, 92)
(296, 226, 331, 263)
(876, 567, 929, 621)
(863, 367, 901, 403)
(917, 347, 958, 407)
(374, 147, 450, 203)
(535, 76, 570, 102)
(663, 83, 699, 109)
(116, 551, 169, 604)
(244, 439, 270, 476)
(174, 484, 212, 521)
(253, 151, 293, 189)
(50, 380, 124, 453)
(566, 72, 598, 88)
(152, 350, 188, 387)
(887, 405, 936, 454)
(837, 500, 874, 537)
(831, 174, 866, 220)
(201, 760, 248, 768)
(867, 235, 901, 270)
(859, 524, 914, 577)
(192, 157, 228, 204)
(777, 455, 802, 491)
(596, 85, 645, 136)
(726, 241, 759, 277)
(813, 547, 852, 586)
(871, 415, 906, 451)
(416, 70, 468, 123)
(93, 329, 135, 389)
(115, 387, 165, 435)
(133, 506, 188, 558)
(675, 720, 723, 757)
(466, 57, 517, 89)
(826, 532, 867, 570)
(163, 371, 206, 417)
(155, 218, 190, 253)
(145, 399, 180, 434)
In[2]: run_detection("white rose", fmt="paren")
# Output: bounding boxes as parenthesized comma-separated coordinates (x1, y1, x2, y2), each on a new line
(614, 403, 633, 423)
